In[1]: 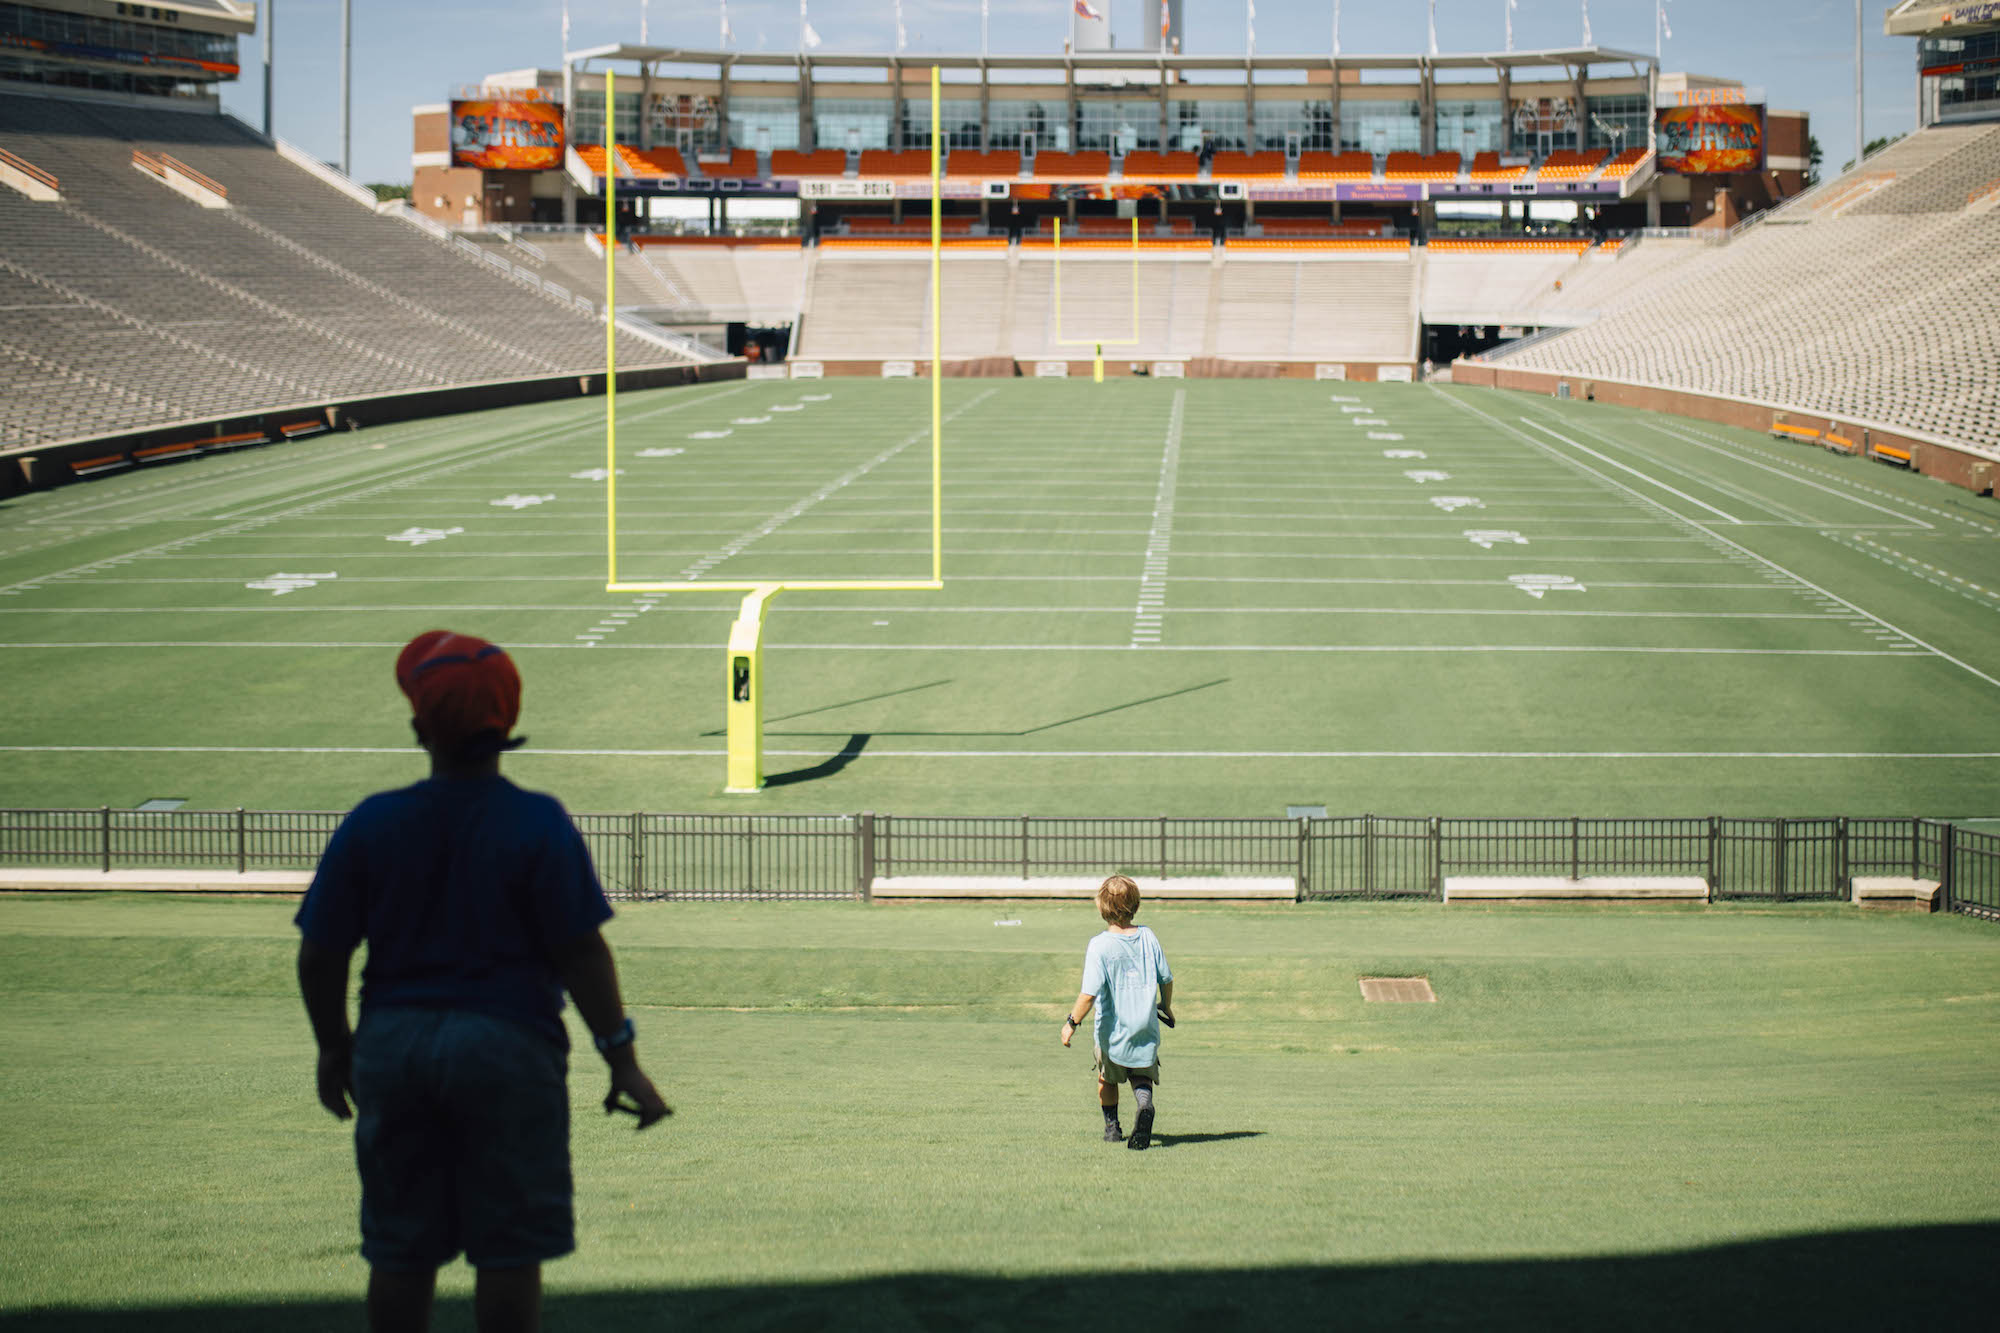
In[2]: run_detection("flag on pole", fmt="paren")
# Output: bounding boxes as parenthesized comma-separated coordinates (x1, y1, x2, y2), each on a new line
(561, 2, 570, 51)
(1334, 0, 1342, 56)
(896, 0, 906, 52)
(641, 0, 649, 45)
(1506, 0, 1517, 54)
(1582, 1, 1594, 47)
(983, 0, 990, 56)
(722, 2, 733, 47)
(801, 0, 821, 50)
(1428, 0, 1438, 56)
(1162, 0, 1171, 41)
(1247, 0, 1256, 56)
(1074, 0, 1102, 20)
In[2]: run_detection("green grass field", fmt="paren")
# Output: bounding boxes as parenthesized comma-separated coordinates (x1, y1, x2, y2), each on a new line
(3, 379, 1999, 820)
(0, 895, 1994, 1329)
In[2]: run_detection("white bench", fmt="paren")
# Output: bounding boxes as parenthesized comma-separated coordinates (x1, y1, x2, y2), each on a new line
(869, 875, 1295, 901)
(0, 868, 312, 895)
(1442, 875, 1709, 903)
(1851, 876, 1940, 911)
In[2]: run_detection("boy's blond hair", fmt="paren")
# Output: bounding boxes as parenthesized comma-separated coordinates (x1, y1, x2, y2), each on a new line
(1096, 874, 1140, 926)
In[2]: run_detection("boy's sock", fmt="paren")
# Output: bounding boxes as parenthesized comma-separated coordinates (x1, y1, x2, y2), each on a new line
(1101, 1102, 1122, 1142)
(1128, 1080, 1155, 1151)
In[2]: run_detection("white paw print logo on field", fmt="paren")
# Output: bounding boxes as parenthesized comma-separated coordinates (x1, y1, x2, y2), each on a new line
(732, 416, 772, 425)
(770, 404, 805, 412)
(688, 429, 732, 440)
(1353, 417, 1389, 426)
(490, 494, 554, 509)
(387, 527, 464, 545)
(246, 571, 336, 596)
(799, 393, 832, 402)
(1370, 432, 1406, 441)
(637, 447, 685, 458)
(1403, 470, 1451, 484)
(1465, 530, 1528, 549)
(1509, 574, 1585, 599)
(1430, 496, 1483, 513)
(569, 468, 624, 481)
(1338, 405, 1370, 415)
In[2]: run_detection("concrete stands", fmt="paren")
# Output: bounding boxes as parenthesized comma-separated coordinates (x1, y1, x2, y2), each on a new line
(1492, 122, 2000, 456)
(0, 93, 691, 450)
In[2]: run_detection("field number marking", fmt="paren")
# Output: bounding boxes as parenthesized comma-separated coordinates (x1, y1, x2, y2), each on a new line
(1383, 449, 1426, 459)
(1131, 389, 1187, 647)
(732, 416, 773, 425)
(687, 430, 733, 440)
(1355, 418, 1389, 426)
(1404, 470, 1450, 483)
(1371, 433, 1407, 442)
(1509, 574, 1586, 598)
(1431, 496, 1483, 512)
(386, 527, 463, 546)
(245, 571, 336, 596)
(636, 448, 685, 458)
(1466, 530, 1528, 549)
(490, 494, 554, 509)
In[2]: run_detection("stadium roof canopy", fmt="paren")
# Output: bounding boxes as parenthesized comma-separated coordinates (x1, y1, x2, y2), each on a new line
(1886, 2, 2000, 36)
(564, 43, 1656, 76)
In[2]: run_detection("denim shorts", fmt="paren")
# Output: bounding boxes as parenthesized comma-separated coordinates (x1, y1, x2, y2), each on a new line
(351, 1006, 573, 1270)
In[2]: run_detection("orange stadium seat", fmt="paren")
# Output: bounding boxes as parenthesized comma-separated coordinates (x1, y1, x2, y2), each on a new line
(1469, 151, 1527, 181)
(1120, 150, 1199, 180)
(696, 149, 761, 179)
(1598, 147, 1649, 180)
(1256, 217, 1388, 237)
(945, 150, 1022, 177)
(1209, 151, 1286, 179)
(1228, 237, 1409, 252)
(1384, 151, 1460, 182)
(1428, 238, 1591, 254)
(857, 149, 933, 177)
(1537, 149, 1606, 180)
(1295, 151, 1375, 182)
(770, 149, 846, 177)
(1030, 151, 1112, 180)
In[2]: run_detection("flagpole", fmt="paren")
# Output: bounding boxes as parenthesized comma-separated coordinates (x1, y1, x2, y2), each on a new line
(1582, 1, 1593, 47)
(1334, 0, 1341, 57)
(1506, 0, 1515, 54)
(1428, 0, 1438, 57)
(982, 0, 990, 57)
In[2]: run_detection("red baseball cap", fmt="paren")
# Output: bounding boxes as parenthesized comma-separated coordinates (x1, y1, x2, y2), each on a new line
(395, 630, 523, 754)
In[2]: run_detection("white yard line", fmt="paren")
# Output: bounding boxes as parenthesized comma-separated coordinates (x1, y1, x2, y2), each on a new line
(1130, 390, 1186, 647)
(666, 388, 997, 583)
(1519, 418, 1744, 525)
(1636, 421, 1936, 528)
(1435, 388, 2000, 692)
(0, 642, 1927, 657)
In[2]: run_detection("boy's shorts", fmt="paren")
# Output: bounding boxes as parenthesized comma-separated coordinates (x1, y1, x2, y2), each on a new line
(351, 1006, 574, 1271)
(1094, 1047, 1161, 1085)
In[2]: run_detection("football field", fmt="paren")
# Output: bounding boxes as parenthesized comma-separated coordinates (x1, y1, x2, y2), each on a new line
(3, 378, 1999, 819)
(0, 895, 1994, 1330)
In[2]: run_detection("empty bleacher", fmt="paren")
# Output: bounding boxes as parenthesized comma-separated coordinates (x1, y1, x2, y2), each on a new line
(0, 93, 692, 449)
(1493, 122, 2000, 454)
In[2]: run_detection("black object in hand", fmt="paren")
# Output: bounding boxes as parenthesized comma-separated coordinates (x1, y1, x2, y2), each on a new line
(1157, 1006, 1176, 1028)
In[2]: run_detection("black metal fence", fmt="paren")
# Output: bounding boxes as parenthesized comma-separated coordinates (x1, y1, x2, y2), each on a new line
(1, 808, 1995, 920)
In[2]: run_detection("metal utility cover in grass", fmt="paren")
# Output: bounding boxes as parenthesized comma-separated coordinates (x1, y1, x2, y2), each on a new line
(1359, 976, 1436, 1003)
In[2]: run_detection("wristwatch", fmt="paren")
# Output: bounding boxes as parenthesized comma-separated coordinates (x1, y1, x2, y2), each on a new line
(594, 1016, 636, 1055)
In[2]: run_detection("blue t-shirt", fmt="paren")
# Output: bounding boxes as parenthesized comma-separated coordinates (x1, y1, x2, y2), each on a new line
(295, 775, 613, 1049)
(1080, 926, 1173, 1070)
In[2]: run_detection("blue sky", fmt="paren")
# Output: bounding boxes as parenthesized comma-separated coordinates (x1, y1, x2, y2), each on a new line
(224, 2, 1919, 184)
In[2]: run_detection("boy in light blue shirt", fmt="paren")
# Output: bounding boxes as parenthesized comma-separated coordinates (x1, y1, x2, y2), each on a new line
(1060, 874, 1175, 1151)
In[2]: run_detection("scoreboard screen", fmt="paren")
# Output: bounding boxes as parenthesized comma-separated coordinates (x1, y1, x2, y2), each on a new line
(450, 100, 566, 171)
(1656, 102, 1766, 174)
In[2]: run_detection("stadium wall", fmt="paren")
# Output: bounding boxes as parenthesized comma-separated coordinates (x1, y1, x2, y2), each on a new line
(0, 363, 742, 498)
(1449, 360, 1998, 497)
(793, 360, 1418, 380)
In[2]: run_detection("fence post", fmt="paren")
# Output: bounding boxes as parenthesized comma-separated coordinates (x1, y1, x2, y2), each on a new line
(1707, 815, 1720, 897)
(1428, 816, 1442, 899)
(629, 812, 644, 900)
(1295, 817, 1309, 901)
(744, 817, 756, 897)
(1570, 815, 1580, 882)
(1021, 815, 1029, 881)
(1912, 815, 1921, 882)
(1835, 815, 1848, 901)
(1940, 822, 1955, 914)
(858, 811, 875, 902)
(1364, 813, 1375, 897)
(236, 808, 247, 874)
(1774, 817, 1788, 903)
(1159, 814, 1168, 881)
(100, 806, 111, 873)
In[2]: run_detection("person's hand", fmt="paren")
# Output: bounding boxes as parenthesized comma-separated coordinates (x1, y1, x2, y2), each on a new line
(1060, 1017, 1075, 1048)
(602, 1055, 671, 1130)
(1157, 1005, 1175, 1028)
(315, 1046, 353, 1121)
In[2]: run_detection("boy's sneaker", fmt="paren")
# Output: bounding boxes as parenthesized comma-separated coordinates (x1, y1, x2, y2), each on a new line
(1102, 1121, 1125, 1143)
(1127, 1108, 1154, 1151)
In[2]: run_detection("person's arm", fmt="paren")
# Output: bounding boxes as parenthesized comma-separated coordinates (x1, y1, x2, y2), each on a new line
(1060, 994, 1095, 1047)
(1158, 980, 1174, 1024)
(552, 928, 671, 1130)
(297, 939, 356, 1121)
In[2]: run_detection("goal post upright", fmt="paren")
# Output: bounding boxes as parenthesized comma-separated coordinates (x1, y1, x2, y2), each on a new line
(1053, 214, 1141, 383)
(600, 64, 947, 793)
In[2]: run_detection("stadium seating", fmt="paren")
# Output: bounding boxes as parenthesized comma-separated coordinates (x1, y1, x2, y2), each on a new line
(1209, 151, 1287, 180)
(1216, 253, 1416, 360)
(694, 149, 761, 179)
(1421, 243, 1592, 324)
(1535, 149, 1606, 181)
(1492, 123, 2000, 454)
(0, 93, 690, 449)
(1119, 151, 1200, 181)
(770, 148, 847, 177)
(572, 145, 685, 179)
(857, 149, 933, 178)
(1384, 151, 1461, 182)
(635, 241, 804, 324)
(943, 150, 1020, 178)
(1295, 151, 1375, 182)
(1030, 151, 1113, 180)
(1598, 147, 1649, 180)
(1469, 151, 1527, 182)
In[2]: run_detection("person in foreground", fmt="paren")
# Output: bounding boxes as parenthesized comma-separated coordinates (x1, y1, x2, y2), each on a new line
(295, 630, 670, 1333)
(1060, 874, 1174, 1150)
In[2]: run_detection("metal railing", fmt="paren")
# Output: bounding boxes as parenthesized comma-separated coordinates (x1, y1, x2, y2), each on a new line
(2, 810, 1994, 918)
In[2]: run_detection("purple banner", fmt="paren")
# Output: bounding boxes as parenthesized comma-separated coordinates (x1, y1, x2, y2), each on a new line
(1247, 182, 1428, 203)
